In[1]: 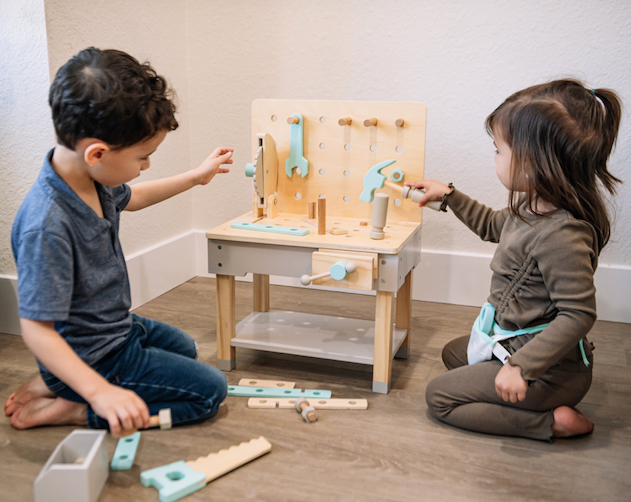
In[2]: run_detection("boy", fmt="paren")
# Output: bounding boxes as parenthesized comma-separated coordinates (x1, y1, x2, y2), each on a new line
(4, 47, 231, 437)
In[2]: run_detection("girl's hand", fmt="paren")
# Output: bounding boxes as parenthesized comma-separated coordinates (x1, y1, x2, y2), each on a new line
(196, 147, 234, 185)
(88, 383, 150, 438)
(404, 179, 451, 207)
(494, 363, 528, 403)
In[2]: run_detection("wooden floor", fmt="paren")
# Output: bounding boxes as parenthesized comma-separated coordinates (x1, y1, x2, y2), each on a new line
(1, 277, 630, 501)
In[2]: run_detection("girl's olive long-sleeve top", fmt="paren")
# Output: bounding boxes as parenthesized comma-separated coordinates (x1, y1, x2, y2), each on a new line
(446, 189, 598, 380)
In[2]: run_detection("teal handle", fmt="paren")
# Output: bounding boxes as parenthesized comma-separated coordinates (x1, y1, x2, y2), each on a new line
(330, 261, 348, 281)
(245, 163, 255, 177)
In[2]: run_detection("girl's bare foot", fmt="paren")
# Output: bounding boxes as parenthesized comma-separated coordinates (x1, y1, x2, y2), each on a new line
(10, 396, 87, 430)
(4, 376, 55, 416)
(552, 406, 594, 437)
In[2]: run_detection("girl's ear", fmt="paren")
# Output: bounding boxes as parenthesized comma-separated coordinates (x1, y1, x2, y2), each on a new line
(84, 141, 110, 167)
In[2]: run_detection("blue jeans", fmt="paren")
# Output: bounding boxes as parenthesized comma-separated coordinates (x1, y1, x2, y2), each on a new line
(44, 315, 227, 429)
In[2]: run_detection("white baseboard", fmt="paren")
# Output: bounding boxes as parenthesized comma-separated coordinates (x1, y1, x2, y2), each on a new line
(0, 275, 20, 335)
(126, 231, 197, 310)
(1, 231, 629, 336)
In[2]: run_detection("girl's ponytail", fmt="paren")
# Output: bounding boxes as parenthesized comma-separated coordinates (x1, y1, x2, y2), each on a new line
(592, 88, 622, 194)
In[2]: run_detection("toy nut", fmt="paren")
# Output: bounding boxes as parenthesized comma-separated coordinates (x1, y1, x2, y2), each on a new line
(301, 406, 317, 423)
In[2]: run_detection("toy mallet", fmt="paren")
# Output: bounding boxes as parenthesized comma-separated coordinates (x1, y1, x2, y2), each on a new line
(148, 408, 172, 430)
(295, 397, 317, 423)
(359, 159, 441, 211)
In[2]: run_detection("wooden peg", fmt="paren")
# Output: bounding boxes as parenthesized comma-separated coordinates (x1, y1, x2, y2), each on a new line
(338, 117, 352, 126)
(287, 116, 299, 124)
(267, 194, 278, 219)
(317, 198, 326, 235)
(363, 118, 378, 127)
(308, 201, 316, 219)
(395, 118, 405, 127)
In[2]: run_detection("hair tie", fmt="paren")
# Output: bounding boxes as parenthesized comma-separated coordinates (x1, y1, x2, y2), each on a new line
(591, 89, 596, 95)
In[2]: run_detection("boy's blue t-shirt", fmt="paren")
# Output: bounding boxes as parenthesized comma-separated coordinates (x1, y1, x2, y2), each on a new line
(12, 149, 133, 375)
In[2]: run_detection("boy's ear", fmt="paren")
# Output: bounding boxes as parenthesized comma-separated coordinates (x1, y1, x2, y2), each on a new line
(84, 142, 111, 167)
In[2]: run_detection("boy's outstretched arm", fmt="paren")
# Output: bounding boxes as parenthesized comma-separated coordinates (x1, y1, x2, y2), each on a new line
(126, 147, 233, 211)
(20, 319, 150, 437)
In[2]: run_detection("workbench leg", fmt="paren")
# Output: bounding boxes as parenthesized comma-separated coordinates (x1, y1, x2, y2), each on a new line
(395, 270, 413, 359)
(373, 291, 395, 394)
(216, 274, 236, 371)
(253, 274, 270, 313)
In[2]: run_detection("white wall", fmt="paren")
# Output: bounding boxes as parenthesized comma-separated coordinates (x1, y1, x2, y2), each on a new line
(187, 0, 631, 266)
(0, 0, 54, 276)
(43, 0, 194, 258)
(1, 1, 630, 333)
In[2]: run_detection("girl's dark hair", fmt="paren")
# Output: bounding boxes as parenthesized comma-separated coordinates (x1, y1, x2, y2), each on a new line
(49, 47, 178, 149)
(485, 79, 622, 251)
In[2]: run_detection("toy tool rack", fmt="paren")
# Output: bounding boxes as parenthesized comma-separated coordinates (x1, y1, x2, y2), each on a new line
(207, 99, 427, 393)
(253, 100, 426, 222)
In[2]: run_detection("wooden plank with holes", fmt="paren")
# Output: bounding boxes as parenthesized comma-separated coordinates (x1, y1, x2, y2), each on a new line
(238, 378, 296, 389)
(311, 250, 377, 291)
(251, 100, 426, 222)
(247, 398, 368, 410)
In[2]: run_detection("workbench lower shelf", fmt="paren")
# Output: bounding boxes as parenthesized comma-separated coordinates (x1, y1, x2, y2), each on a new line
(232, 309, 407, 365)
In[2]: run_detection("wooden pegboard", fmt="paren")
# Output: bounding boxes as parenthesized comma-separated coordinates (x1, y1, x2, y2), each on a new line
(251, 100, 427, 222)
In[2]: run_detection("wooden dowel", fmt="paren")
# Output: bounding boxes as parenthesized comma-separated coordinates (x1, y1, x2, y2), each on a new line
(395, 118, 405, 127)
(317, 198, 326, 235)
(363, 118, 378, 127)
(308, 201, 316, 219)
(287, 116, 299, 124)
(338, 117, 352, 126)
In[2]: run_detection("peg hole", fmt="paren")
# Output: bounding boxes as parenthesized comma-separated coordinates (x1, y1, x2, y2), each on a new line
(343, 196, 350, 203)
(319, 142, 326, 150)
(295, 167, 302, 176)
(344, 144, 351, 151)
(396, 146, 403, 153)
(370, 144, 377, 152)
(394, 199, 402, 206)
(344, 170, 351, 177)
(271, 115, 278, 122)
(167, 472, 184, 481)
(319, 168, 326, 175)
(320, 116, 327, 124)
(295, 193, 302, 200)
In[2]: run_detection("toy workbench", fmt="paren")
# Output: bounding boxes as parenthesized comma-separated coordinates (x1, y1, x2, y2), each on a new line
(206, 99, 427, 393)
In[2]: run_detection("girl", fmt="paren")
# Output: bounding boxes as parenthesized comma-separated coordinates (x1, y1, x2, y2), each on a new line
(415, 80, 621, 441)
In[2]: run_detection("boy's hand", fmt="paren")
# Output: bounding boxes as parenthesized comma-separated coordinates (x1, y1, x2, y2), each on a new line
(404, 179, 451, 207)
(494, 363, 528, 403)
(196, 147, 234, 185)
(89, 383, 150, 437)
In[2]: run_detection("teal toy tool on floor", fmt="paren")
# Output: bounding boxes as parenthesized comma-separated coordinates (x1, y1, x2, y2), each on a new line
(110, 432, 141, 470)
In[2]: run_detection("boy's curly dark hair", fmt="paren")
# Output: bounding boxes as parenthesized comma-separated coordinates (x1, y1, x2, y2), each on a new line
(49, 47, 178, 149)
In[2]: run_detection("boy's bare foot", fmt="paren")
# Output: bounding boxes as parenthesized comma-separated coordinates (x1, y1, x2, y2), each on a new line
(552, 406, 594, 437)
(10, 396, 87, 430)
(4, 376, 55, 416)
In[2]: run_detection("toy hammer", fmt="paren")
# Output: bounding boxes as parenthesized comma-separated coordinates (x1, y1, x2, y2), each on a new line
(148, 408, 172, 430)
(359, 159, 441, 210)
